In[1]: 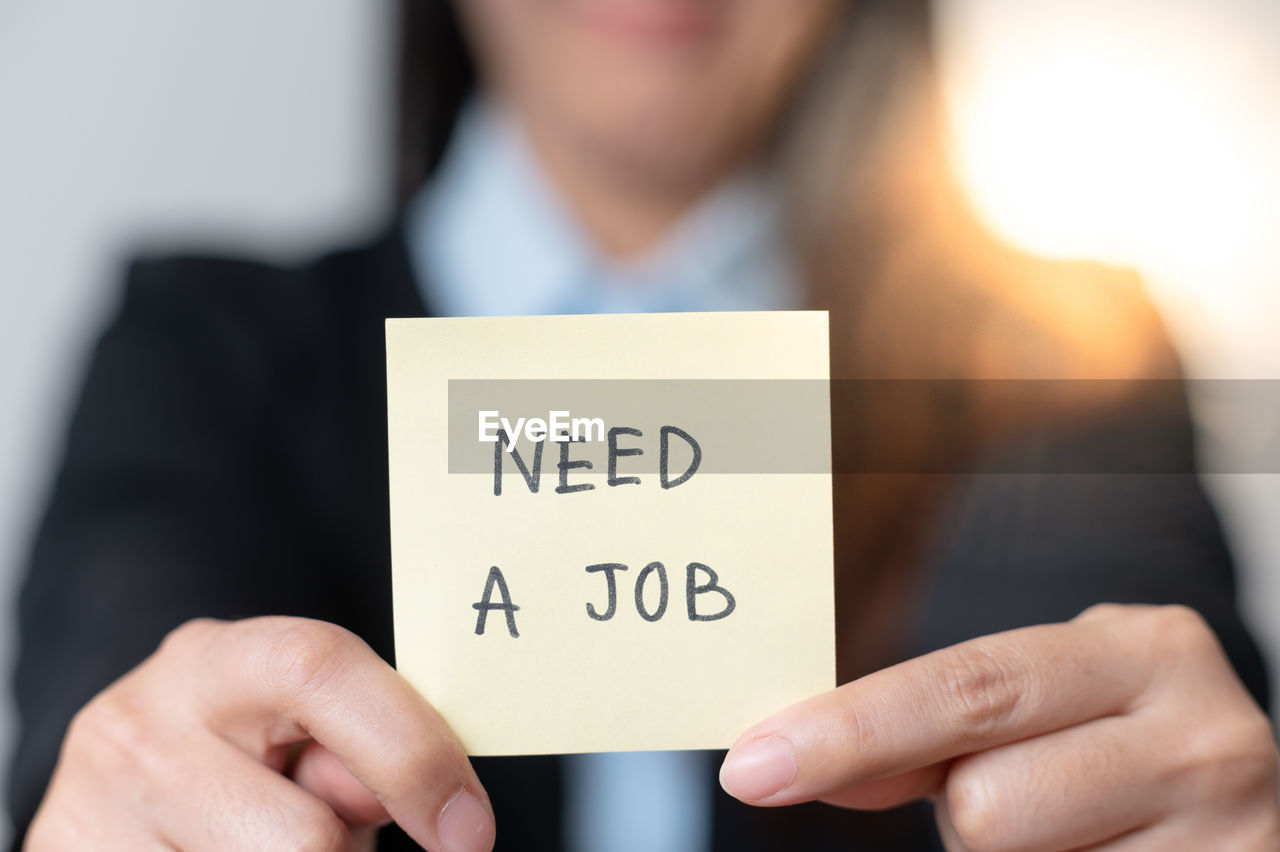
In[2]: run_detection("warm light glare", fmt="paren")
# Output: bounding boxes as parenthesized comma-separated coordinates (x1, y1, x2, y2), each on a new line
(940, 1, 1279, 359)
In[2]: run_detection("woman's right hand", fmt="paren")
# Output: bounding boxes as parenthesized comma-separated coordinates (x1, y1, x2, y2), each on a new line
(25, 616, 496, 852)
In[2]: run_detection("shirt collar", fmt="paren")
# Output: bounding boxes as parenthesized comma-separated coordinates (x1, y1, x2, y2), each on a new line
(406, 98, 796, 318)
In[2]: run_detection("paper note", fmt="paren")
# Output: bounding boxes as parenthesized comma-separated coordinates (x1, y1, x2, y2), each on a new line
(386, 312, 834, 755)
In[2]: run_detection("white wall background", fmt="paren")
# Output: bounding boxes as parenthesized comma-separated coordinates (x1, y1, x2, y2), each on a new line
(0, 1, 1275, 844)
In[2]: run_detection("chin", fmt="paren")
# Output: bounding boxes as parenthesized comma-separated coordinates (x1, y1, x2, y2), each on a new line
(560, 71, 748, 175)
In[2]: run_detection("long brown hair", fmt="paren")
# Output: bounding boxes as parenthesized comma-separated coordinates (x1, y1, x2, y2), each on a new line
(394, 0, 1180, 678)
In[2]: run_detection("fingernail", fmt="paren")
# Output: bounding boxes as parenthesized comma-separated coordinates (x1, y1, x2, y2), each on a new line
(438, 789, 495, 852)
(719, 736, 797, 801)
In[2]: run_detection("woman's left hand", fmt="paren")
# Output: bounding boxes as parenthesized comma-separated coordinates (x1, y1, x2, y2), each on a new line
(719, 603, 1280, 850)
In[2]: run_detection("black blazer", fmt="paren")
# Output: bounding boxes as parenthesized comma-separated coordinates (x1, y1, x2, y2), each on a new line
(8, 224, 1269, 850)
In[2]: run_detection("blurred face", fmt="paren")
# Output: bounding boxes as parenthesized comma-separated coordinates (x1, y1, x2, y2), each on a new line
(461, 0, 842, 195)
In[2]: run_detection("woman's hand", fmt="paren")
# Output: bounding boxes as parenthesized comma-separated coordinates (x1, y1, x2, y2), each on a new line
(26, 617, 495, 852)
(719, 604, 1280, 850)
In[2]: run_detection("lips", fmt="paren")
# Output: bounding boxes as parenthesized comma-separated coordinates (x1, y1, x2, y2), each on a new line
(563, 0, 725, 46)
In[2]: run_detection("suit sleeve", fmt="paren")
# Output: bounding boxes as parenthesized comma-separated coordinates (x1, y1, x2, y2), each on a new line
(907, 393, 1271, 712)
(5, 258, 330, 841)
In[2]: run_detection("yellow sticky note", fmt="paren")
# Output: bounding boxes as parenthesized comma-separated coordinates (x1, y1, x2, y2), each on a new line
(386, 312, 834, 755)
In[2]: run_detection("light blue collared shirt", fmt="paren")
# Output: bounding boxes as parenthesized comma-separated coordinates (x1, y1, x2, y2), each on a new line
(404, 99, 798, 852)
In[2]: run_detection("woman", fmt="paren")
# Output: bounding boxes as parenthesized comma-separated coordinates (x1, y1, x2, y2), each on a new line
(10, 1, 1279, 849)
